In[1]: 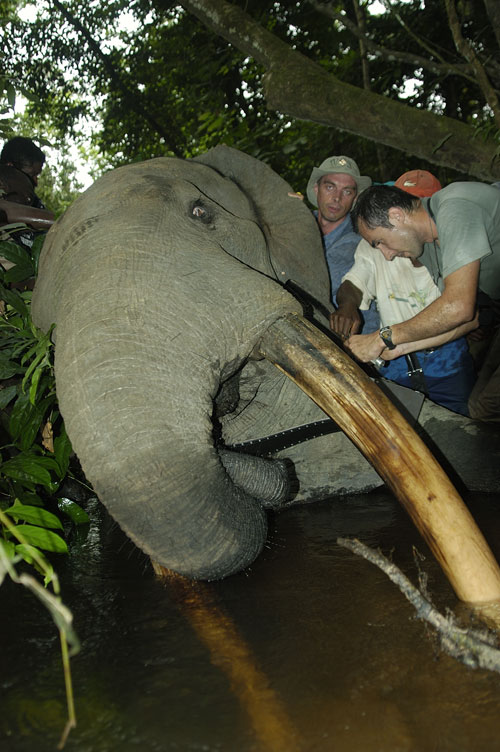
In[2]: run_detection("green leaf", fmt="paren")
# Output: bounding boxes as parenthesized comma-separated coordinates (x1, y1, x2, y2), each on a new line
(0, 353, 24, 379)
(6, 83, 15, 110)
(14, 543, 55, 584)
(4, 503, 64, 530)
(57, 498, 90, 525)
(13, 542, 39, 565)
(29, 364, 43, 404)
(0, 240, 28, 266)
(1, 454, 53, 486)
(0, 241, 35, 283)
(9, 392, 55, 450)
(12, 525, 68, 553)
(31, 234, 46, 276)
(13, 562, 80, 652)
(4, 261, 35, 285)
(0, 538, 16, 560)
(54, 427, 72, 478)
(0, 284, 28, 316)
(11, 489, 44, 506)
(0, 384, 18, 409)
(0, 538, 17, 585)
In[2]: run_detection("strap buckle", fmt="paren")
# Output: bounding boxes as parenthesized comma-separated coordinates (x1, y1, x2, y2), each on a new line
(405, 353, 427, 395)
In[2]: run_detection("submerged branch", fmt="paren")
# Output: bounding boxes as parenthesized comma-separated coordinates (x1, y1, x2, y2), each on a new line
(337, 536, 500, 674)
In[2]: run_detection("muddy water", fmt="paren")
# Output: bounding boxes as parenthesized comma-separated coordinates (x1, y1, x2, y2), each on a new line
(1, 490, 500, 752)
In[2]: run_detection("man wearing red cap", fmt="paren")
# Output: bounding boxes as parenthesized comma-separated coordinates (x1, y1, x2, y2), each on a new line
(394, 170, 442, 197)
(338, 174, 500, 420)
(330, 170, 477, 415)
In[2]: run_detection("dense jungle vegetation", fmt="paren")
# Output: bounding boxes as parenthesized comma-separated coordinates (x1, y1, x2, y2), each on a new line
(2, 0, 500, 193)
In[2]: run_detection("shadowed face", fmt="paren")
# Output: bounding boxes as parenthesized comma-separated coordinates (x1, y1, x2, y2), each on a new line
(314, 173, 357, 225)
(19, 160, 44, 186)
(0, 170, 36, 206)
(358, 214, 424, 261)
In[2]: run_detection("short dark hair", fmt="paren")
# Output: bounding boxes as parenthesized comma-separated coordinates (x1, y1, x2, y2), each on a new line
(351, 184, 420, 232)
(0, 136, 46, 170)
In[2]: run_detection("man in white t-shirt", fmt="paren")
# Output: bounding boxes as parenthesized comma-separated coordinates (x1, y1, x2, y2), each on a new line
(330, 170, 477, 415)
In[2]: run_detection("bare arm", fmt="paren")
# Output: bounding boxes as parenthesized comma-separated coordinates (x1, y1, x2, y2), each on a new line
(0, 199, 55, 230)
(346, 261, 480, 362)
(329, 280, 363, 338)
(385, 310, 479, 359)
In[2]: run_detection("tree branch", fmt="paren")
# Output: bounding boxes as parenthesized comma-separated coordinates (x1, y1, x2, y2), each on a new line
(483, 0, 500, 51)
(352, 0, 370, 89)
(337, 537, 500, 673)
(178, 0, 500, 180)
(351, 0, 388, 180)
(444, 0, 500, 128)
(307, 0, 479, 87)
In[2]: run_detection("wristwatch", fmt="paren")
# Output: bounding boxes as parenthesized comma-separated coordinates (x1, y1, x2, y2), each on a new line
(379, 325, 397, 350)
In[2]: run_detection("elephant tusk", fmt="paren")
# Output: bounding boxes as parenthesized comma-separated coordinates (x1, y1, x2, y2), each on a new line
(257, 312, 500, 606)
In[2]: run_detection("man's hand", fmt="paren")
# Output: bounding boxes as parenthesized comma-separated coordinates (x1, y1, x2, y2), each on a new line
(345, 330, 386, 362)
(331, 281, 364, 340)
(330, 304, 362, 339)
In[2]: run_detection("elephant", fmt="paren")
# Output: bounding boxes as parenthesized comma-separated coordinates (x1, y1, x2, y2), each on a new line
(31, 145, 500, 600)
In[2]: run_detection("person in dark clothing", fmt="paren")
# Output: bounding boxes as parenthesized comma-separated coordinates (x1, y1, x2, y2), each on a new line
(0, 164, 54, 261)
(0, 136, 47, 209)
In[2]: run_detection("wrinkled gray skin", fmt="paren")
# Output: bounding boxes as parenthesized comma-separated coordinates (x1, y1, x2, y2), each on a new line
(32, 146, 500, 580)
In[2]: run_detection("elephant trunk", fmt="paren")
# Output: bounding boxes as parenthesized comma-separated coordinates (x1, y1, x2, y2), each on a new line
(258, 313, 500, 605)
(219, 450, 291, 509)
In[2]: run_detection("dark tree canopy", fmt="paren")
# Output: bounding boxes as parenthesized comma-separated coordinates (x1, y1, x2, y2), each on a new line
(2, 0, 500, 193)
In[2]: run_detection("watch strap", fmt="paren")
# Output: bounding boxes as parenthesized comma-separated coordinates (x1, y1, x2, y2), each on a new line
(379, 326, 397, 350)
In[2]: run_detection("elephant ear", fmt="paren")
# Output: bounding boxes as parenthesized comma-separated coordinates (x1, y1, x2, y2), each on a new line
(193, 145, 331, 312)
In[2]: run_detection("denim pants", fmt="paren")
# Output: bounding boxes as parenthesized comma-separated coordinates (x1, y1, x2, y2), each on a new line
(381, 338, 476, 416)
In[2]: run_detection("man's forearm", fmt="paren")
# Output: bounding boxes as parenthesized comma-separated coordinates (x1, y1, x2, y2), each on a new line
(330, 280, 364, 337)
(388, 295, 474, 347)
(336, 279, 362, 309)
(390, 314, 479, 356)
(346, 294, 476, 363)
(0, 200, 55, 230)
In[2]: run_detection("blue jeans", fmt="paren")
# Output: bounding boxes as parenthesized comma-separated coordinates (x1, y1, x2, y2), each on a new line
(381, 338, 477, 416)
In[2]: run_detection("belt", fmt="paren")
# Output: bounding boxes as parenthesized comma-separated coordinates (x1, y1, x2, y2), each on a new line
(405, 353, 428, 394)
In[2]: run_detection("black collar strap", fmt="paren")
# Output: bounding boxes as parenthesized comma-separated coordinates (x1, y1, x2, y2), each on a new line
(223, 418, 341, 457)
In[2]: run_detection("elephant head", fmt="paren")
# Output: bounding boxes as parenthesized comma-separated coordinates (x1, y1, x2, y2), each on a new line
(32, 146, 500, 603)
(32, 146, 329, 579)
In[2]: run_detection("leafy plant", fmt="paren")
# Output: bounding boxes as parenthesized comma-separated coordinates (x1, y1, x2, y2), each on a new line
(0, 231, 89, 747)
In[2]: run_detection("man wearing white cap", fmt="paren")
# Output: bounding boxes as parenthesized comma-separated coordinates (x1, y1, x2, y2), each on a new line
(306, 155, 379, 333)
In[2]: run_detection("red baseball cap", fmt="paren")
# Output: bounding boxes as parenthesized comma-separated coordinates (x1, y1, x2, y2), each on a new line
(394, 169, 442, 197)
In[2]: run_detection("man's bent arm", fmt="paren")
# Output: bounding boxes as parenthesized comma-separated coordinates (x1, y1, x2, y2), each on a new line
(345, 261, 480, 362)
(330, 280, 363, 338)
(0, 200, 55, 230)
(384, 312, 479, 359)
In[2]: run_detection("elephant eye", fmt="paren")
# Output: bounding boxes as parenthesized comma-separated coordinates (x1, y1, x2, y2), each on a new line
(190, 199, 212, 224)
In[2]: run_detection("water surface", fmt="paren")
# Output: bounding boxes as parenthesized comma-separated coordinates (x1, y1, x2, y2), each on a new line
(2, 490, 500, 751)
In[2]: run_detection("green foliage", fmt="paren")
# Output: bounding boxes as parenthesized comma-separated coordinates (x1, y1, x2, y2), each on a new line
(0, 229, 89, 745)
(0, 238, 89, 548)
(3, 0, 498, 191)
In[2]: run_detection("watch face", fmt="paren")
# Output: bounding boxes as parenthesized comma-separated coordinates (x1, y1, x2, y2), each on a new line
(380, 327, 395, 348)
